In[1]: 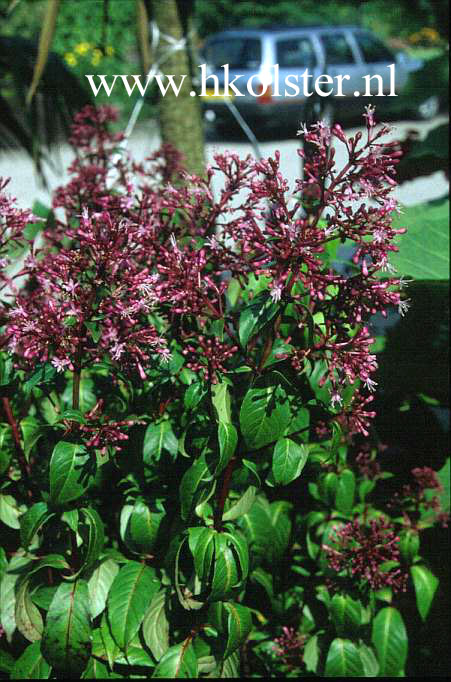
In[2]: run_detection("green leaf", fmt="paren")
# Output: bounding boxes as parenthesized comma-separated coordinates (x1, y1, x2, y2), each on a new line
(122, 498, 165, 554)
(107, 560, 160, 651)
(437, 457, 450, 512)
(218, 650, 240, 677)
(272, 438, 308, 485)
(23, 363, 57, 396)
(88, 558, 119, 620)
(0, 423, 13, 475)
(391, 198, 449, 280)
(222, 486, 257, 522)
(359, 644, 379, 677)
(20, 417, 45, 459)
(152, 639, 198, 678)
(79, 507, 105, 573)
(49, 441, 91, 506)
(143, 421, 178, 465)
(208, 601, 252, 658)
(330, 593, 362, 637)
(239, 384, 291, 450)
(179, 454, 214, 521)
(211, 382, 232, 423)
(371, 607, 408, 676)
(15, 580, 44, 642)
(304, 634, 319, 673)
(142, 589, 170, 662)
(335, 469, 356, 514)
(410, 565, 439, 622)
(61, 509, 79, 533)
(20, 502, 54, 548)
(239, 293, 278, 348)
(240, 495, 291, 564)
(11, 641, 51, 679)
(1, 556, 31, 642)
(41, 580, 92, 677)
(325, 638, 364, 677)
(0, 493, 24, 529)
(184, 382, 206, 410)
(217, 422, 238, 474)
(94, 614, 120, 670)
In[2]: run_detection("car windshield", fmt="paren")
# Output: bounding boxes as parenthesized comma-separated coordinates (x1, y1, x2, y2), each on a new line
(205, 38, 262, 70)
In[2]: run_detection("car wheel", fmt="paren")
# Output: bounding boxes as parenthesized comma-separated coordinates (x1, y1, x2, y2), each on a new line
(415, 95, 440, 121)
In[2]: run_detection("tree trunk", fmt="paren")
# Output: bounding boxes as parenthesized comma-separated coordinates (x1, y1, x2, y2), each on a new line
(152, 0, 205, 176)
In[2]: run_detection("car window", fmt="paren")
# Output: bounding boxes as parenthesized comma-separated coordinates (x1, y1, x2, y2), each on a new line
(320, 33, 355, 65)
(276, 38, 316, 68)
(355, 33, 394, 62)
(205, 38, 261, 70)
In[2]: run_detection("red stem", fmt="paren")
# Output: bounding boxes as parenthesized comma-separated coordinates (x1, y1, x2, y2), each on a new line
(2, 396, 33, 497)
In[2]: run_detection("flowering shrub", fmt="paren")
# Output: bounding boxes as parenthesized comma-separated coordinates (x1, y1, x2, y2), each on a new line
(0, 106, 447, 678)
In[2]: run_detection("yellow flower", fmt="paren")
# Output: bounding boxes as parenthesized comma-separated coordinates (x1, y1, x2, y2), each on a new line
(64, 52, 78, 67)
(105, 45, 115, 56)
(91, 48, 103, 66)
(75, 42, 91, 56)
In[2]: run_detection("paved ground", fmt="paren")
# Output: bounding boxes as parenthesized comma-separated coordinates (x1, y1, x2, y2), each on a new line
(0, 114, 448, 210)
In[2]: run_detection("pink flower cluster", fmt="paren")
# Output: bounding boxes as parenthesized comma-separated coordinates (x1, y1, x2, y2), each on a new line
(324, 517, 408, 592)
(0, 178, 35, 294)
(2, 104, 407, 436)
(272, 626, 306, 667)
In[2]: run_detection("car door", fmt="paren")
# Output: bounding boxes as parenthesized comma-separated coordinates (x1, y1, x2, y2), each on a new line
(274, 35, 318, 104)
(317, 31, 365, 100)
(352, 31, 405, 93)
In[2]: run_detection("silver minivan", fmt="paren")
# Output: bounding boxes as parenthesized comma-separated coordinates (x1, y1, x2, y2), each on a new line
(200, 26, 424, 128)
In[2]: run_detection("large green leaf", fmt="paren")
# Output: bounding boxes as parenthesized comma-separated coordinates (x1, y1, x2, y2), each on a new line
(410, 565, 439, 622)
(49, 441, 91, 506)
(324, 638, 364, 677)
(222, 486, 257, 522)
(20, 502, 54, 548)
(0, 493, 24, 529)
(217, 422, 238, 474)
(15, 580, 44, 642)
(152, 640, 198, 678)
(330, 593, 362, 637)
(20, 416, 45, 459)
(121, 498, 165, 554)
(0, 556, 31, 642)
(143, 421, 178, 465)
(11, 641, 51, 679)
(88, 558, 119, 620)
(272, 438, 308, 485)
(239, 384, 291, 450)
(239, 292, 278, 348)
(179, 454, 214, 521)
(391, 198, 449, 280)
(335, 469, 356, 514)
(371, 607, 407, 676)
(142, 589, 170, 662)
(107, 560, 160, 652)
(211, 382, 232, 423)
(79, 507, 105, 573)
(240, 495, 291, 564)
(41, 580, 92, 676)
(208, 601, 252, 658)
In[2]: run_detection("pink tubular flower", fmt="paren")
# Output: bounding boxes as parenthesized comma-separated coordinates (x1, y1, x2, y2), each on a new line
(324, 517, 408, 592)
